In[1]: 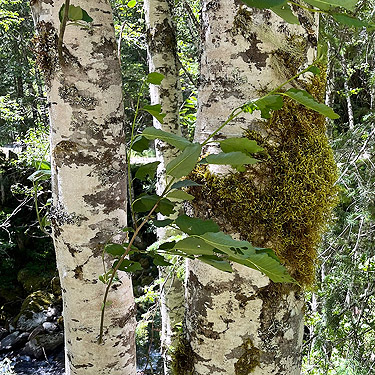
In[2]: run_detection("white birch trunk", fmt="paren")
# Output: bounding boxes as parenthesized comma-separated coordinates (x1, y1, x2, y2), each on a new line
(183, 2, 318, 374)
(144, 1, 184, 372)
(31, 1, 136, 374)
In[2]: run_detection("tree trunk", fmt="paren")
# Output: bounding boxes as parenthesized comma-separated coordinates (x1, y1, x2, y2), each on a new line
(144, 0, 184, 372)
(30, 1, 136, 374)
(179, 2, 334, 374)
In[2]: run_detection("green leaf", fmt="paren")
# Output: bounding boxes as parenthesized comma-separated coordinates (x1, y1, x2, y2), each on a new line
(59, 4, 93, 22)
(135, 161, 160, 181)
(142, 104, 166, 124)
(307, 66, 321, 75)
(283, 88, 339, 119)
(271, 4, 299, 24)
(114, 259, 143, 273)
(240, 0, 286, 9)
(105, 243, 126, 256)
(175, 215, 220, 235)
(142, 127, 191, 150)
(152, 254, 172, 266)
(220, 138, 263, 155)
(127, 0, 137, 8)
(146, 72, 165, 85)
(132, 194, 175, 216)
(332, 13, 369, 28)
(166, 143, 202, 179)
(254, 95, 284, 119)
(28, 169, 51, 182)
(122, 227, 135, 233)
(32, 161, 51, 170)
(229, 253, 295, 283)
(167, 190, 195, 201)
(198, 232, 256, 259)
(173, 237, 215, 255)
(131, 135, 149, 152)
(81, 8, 93, 22)
(304, 0, 356, 11)
(171, 180, 202, 189)
(205, 152, 258, 166)
(152, 219, 174, 227)
(198, 255, 233, 272)
(159, 241, 176, 250)
(242, 102, 257, 113)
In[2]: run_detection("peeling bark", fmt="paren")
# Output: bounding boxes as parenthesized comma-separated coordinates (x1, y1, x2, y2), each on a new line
(30, 1, 136, 374)
(183, 1, 318, 374)
(144, 0, 184, 373)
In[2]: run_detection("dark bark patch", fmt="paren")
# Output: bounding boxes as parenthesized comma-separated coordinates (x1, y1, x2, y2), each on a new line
(239, 33, 268, 70)
(74, 266, 83, 280)
(59, 84, 98, 110)
(234, 338, 261, 374)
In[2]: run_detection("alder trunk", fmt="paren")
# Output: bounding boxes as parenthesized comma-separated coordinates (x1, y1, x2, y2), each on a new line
(144, 0, 184, 372)
(31, 1, 136, 374)
(183, 1, 321, 374)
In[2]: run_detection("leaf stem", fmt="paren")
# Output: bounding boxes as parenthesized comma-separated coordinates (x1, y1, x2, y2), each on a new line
(58, 0, 70, 66)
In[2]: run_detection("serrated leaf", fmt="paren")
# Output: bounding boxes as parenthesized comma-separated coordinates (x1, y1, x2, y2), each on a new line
(143, 104, 166, 124)
(131, 135, 149, 152)
(114, 259, 143, 273)
(105, 243, 126, 256)
(332, 14, 369, 28)
(205, 152, 258, 166)
(283, 88, 339, 119)
(127, 0, 137, 8)
(272, 4, 299, 24)
(142, 127, 191, 150)
(229, 253, 295, 283)
(240, 0, 286, 9)
(174, 237, 215, 256)
(255, 95, 284, 119)
(198, 255, 233, 272)
(153, 219, 174, 227)
(135, 161, 160, 181)
(167, 190, 195, 201)
(132, 194, 175, 216)
(166, 143, 202, 179)
(28, 169, 51, 182)
(304, 0, 356, 11)
(152, 254, 172, 266)
(220, 138, 263, 155)
(171, 180, 202, 189)
(307, 66, 321, 75)
(146, 72, 165, 85)
(197, 232, 256, 259)
(175, 215, 220, 235)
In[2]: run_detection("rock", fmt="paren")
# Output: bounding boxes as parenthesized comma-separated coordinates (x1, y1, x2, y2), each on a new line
(23, 333, 64, 359)
(0, 331, 29, 352)
(14, 291, 56, 332)
(42, 322, 59, 333)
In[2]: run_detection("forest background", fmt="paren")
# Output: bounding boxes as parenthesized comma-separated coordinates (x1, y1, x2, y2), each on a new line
(0, 0, 374, 374)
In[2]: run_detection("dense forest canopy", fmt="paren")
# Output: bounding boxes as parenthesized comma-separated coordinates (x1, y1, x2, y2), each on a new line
(0, 0, 374, 374)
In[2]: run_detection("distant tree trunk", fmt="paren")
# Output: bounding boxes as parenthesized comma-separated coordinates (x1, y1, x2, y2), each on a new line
(179, 2, 335, 374)
(31, 1, 136, 374)
(144, 0, 184, 372)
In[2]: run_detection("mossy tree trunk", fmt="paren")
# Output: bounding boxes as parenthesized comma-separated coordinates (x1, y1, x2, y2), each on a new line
(179, 1, 336, 374)
(30, 1, 136, 374)
(144, 0, 184, 373)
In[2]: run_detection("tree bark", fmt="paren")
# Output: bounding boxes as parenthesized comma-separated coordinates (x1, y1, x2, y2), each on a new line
(182, 2, 321, 374)
(30, 1, 136, 374)
(144, 0, 184, 372)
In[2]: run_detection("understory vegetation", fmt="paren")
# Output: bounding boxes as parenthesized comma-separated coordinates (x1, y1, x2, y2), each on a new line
(0, 0, 374, 374)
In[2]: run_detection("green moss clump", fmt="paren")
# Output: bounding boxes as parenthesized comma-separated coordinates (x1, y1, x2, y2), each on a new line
(234, 338, 261, 374)
(190, 69, 338, 286)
